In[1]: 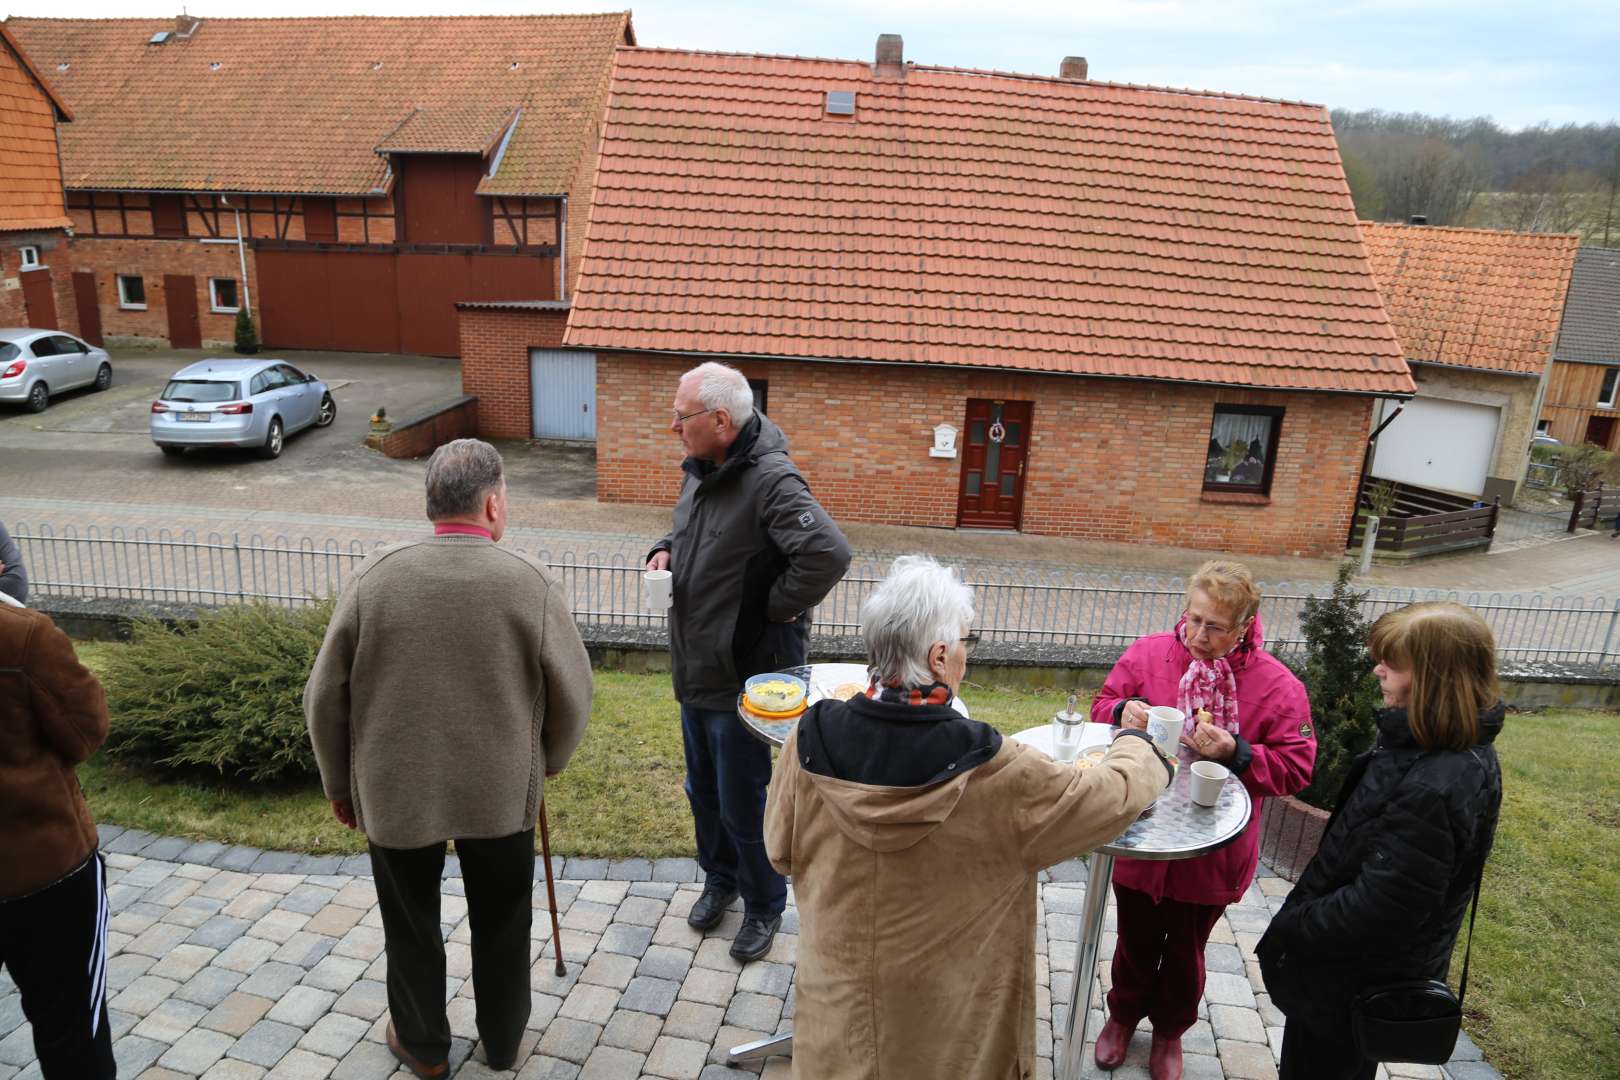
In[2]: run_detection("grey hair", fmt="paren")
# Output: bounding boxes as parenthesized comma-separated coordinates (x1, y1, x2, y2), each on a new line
(860, 555, 976, 688)
(683, 362, 755, 427)
(424, 438, 504, 520)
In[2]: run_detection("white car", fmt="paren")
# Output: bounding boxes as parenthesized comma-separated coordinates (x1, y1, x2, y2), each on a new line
(0, 328, 113, 413)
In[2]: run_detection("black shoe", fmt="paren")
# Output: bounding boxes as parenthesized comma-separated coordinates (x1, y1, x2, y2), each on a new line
(687, 885, 739, 930)
(729, 914, 782, 962)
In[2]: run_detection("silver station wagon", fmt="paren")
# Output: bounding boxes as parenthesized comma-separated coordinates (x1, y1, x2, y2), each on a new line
(0, 327, 113, 413)
(151, 358, 335, 459)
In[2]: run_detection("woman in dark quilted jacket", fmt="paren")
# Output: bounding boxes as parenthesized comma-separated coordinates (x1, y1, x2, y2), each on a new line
(1258, 601, 1504, 1080)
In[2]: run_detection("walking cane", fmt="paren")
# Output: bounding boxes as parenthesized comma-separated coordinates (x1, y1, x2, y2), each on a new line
(538, 800, 566, 976)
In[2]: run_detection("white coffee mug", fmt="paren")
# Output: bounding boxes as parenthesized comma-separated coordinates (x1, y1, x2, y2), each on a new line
(643, 569, 673, 611)
(1145, 705, 1184, 759)
(1190, 760, 1231, 807)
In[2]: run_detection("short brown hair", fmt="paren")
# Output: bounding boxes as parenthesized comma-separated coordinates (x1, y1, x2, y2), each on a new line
(1367, 601, 1498, 751)
(1186, 560, 1261, 625)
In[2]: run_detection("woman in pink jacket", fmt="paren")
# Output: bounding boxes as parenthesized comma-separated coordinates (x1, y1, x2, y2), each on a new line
(1090, 560, 1316, 1080)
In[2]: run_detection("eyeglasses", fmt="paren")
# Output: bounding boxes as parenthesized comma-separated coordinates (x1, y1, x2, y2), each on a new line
(959, 632, 981, 656)
(672, 407, 713, 427)
(1184, 612, 1240, 638)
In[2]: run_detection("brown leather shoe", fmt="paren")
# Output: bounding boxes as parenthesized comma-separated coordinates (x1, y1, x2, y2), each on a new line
(386, 1021, 448, 1079)
(1094, 1015, 1136, 1070)
(1148, 1032, 1183, 1080)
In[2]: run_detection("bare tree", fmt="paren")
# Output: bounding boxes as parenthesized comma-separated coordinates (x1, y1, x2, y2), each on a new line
(1375, 137, 1486, 225)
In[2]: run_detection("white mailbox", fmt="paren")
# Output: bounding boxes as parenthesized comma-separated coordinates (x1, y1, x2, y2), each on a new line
(930, 423, 958, 458)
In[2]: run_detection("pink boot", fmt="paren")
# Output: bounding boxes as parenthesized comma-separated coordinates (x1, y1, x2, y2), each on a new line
(1094, 1016, 1136, 1071)
(1148, 1032, 1183, 1080)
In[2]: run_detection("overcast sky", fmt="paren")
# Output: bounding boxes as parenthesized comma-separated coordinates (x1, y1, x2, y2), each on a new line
(7, 0, 1616, 129)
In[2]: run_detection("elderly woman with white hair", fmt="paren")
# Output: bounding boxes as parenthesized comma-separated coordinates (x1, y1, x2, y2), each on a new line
(765, 555, 1172, 1080)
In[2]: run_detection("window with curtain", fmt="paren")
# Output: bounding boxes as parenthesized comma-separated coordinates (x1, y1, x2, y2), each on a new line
(1203, 405, 1284, 494)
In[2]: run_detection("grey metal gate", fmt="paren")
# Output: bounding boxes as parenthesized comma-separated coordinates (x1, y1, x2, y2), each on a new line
(530, 348, 596, 440)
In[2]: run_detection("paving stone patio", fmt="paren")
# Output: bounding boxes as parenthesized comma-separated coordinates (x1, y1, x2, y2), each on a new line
(0, 825, 1501, 1080)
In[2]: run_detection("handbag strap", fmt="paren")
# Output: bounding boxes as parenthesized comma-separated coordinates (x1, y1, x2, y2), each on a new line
(1456, 860, 1483, 1006)
(1456, 745, 1499, 1007)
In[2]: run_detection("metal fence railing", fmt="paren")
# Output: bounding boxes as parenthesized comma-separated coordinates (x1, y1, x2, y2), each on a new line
(15, 523, 1620, 669)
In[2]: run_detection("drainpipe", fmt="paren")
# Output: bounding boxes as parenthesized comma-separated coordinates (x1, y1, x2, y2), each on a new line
(558, 195, 568, 303)
(219, 195, 252, 316)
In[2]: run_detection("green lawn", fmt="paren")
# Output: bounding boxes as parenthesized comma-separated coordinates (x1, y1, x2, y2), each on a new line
(1456, 710, 1620, 1080)
(67, 642, 1617, 1079)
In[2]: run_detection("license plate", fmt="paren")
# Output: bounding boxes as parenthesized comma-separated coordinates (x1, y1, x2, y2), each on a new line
(181, 412, 210, 422)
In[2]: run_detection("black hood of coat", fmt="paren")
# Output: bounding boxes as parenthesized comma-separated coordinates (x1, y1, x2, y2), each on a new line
(1374, 700, 1505, 752)
(796, 694, 1003, 789)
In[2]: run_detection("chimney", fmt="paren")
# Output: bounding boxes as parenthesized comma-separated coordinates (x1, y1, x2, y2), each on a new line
(874, 34, 903, 78)
(1060, 56, 1088, 80)
(175, 14, 202, 39)
(1409, 214, 1428, 226)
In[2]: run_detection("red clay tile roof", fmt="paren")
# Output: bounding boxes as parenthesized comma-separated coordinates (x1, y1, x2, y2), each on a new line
(1359, 221, 1580, 377)
(564, 48, 1415, 395)
(3, 14, 631, 197)
(0, 24, 72, 232)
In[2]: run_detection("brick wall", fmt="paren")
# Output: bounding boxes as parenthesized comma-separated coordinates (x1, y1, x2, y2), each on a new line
(66, 236, 256, 348)
(0, 232, 79, 335)
(457, 307, 569, 438)
(0, 240, 33, 327)
(596, 352, 1374, 558)
(371, 395, 479, 459)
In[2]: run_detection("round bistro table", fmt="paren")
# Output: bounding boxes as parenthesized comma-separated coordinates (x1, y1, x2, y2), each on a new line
(727, 664, 967, 1065)
(1011, 722, 1252, 1080)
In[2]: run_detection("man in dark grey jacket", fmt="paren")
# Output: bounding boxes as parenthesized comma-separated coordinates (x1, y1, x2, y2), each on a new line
(646, 362, 851, 961)
(0, 519, 27, 604)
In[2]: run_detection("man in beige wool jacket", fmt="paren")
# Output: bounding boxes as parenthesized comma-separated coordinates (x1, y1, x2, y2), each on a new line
(305, 438, 592, 1079)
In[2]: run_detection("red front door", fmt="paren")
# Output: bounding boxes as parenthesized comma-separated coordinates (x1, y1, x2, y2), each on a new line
(73, 272, 104, 346)
(957, 399, 1033, 530)
(1586, 415, 1617, 450)
(164, 274, 201, 348)
(20, 268, 57, 329)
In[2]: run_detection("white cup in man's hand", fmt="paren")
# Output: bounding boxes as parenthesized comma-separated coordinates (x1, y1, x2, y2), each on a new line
(643, 569, 673, 611)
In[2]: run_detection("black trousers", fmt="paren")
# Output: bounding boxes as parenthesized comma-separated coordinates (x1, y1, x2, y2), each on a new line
(1278, 1017, 1377, 1080)
(369, 829, 536, 1067)
(0, 853, 115, 1079)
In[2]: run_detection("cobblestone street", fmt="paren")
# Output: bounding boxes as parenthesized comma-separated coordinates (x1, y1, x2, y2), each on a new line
(0, 827, 1499, 1080)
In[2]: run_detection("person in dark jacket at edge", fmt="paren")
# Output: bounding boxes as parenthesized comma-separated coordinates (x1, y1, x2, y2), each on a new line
(1258, 601, 1505, 1080)
(0, 595, 115, 1078)
(0, 518, 27, 603)
(645, 361, 852, 962)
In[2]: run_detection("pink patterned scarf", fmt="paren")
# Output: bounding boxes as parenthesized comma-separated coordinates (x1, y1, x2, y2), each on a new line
(1177, 628, 1240, 737)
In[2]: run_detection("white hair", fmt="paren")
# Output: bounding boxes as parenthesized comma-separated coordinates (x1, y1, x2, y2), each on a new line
(860, 555, 976, 688)
(683, 362, 755, 427)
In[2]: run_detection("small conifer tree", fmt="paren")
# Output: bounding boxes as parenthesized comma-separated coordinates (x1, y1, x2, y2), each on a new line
(1294, 562, 1383, 809)
(234, 307, 259, 354)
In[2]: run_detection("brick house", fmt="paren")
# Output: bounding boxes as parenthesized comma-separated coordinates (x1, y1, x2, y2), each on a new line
(1358, 221, 1580, 503)
(5, 13, 632, 355)
(461, 39, 1416, 557)
(1541, 246, 1620, 450)
(0, 22, 77, 334)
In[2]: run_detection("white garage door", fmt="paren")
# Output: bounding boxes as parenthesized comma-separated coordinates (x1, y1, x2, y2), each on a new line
(530, 349, 596, 441)
(1371, 397, 1499, 497)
